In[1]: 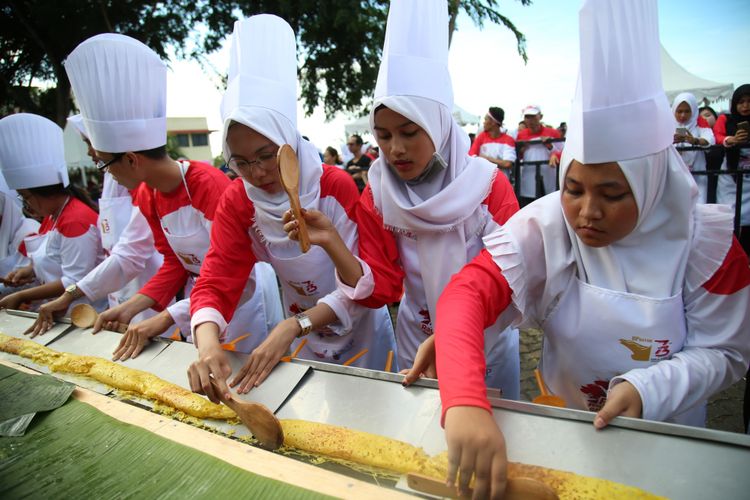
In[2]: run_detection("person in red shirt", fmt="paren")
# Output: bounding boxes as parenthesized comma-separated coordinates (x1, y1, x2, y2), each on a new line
(516, 105, 563, 206)
(468, 107, 516, 179)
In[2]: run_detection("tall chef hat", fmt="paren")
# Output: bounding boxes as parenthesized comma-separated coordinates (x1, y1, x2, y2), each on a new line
(64, 33, 167, 154)
(374, 0, 453, 109)
(0, 113, 70, 189)
(221, 14, 297, 129)
(67, 113, 89, 139)
(565, 0, 673, 164)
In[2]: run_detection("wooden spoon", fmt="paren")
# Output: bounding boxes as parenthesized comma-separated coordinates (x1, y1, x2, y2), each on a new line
(533, 368, 566, 408)
(209, 377, 284, 451)
(406, 472, 558, 500)
(70, 303, 128, 333)
(277, 144, 311, 253)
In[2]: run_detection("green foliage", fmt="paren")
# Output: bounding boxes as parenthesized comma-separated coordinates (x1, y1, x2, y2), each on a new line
(1, 0, 531, 126)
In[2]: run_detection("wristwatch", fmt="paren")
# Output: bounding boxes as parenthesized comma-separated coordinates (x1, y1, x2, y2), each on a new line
(64, 283, 85, 300)
(293, 313, 313, 337)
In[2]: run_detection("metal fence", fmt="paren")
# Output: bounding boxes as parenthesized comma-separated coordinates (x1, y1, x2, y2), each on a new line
(511, 139, 746, 236)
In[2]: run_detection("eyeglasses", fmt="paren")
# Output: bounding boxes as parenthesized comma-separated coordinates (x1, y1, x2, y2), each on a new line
(228, 151, 278, 174)
(96, 153, 124, 172)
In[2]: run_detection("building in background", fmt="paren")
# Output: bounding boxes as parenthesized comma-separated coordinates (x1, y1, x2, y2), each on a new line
(167, 117, 214, 161)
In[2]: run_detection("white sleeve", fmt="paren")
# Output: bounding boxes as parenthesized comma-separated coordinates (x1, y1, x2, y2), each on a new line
(699, 126, 715, 146)
(501, 143, 517, 162)
(59, 227, 102, 289)
(316, 202, 374, 336)
(77, 207, 156, 301)
(166, 298, 194, 339)
(612, 283, 750, 422)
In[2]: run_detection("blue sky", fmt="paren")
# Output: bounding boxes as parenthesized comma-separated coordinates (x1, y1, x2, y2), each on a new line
(165, 0, 750, 156)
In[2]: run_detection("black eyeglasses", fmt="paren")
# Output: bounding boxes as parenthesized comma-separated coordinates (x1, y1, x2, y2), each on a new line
(96, 153, 124, 172)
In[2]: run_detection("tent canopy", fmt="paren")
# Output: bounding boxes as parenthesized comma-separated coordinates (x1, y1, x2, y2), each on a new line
(661, 45, 733, 104)
(344, 104, 480, 135)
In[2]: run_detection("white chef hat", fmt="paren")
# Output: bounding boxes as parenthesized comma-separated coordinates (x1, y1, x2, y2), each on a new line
(67, 113, 89, 139)
(0, 113, 70, 189)
(565, 0, 673, 164)
(221, 15, 297, 128)
(64, 33, 167, 154)
(374, 0, 453, 109)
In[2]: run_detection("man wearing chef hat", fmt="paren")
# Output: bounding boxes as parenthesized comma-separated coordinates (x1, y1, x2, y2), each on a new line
(26, 114, 168, 341)
(63, 33, 282, 358)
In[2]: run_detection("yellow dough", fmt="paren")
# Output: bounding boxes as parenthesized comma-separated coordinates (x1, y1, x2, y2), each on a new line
(0, 333, 664, 498)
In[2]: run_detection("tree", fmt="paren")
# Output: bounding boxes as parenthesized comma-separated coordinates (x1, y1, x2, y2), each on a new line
(1, 0, 532, 126)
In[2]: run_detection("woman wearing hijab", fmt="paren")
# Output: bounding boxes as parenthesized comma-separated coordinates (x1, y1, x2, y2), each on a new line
(286, 0, 521, 398)
(187, 15, 396, 402)
(0, 174, 39, 296)
(0, 113, 106, 314)
(426, 2, 750, 497)
(672, 92, 715, 202)
(714, 84, 750, 256)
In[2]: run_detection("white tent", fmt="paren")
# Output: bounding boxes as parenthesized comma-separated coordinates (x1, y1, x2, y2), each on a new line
(661, 45, 733, 104)
(344, 103, 481, 135)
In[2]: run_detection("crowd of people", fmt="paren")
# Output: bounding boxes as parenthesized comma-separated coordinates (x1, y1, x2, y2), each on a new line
(0, 0, 748, 497)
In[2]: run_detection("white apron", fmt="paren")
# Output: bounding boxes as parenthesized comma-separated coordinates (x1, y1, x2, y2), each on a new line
(160, 162, 272, 351)
(266, 242, 395, 370)
(541, 278, 703, 426)
(396, 233, 520, 398)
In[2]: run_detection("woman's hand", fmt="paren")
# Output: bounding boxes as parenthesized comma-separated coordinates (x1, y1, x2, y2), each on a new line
(283, 208, 337, 248)
(188, 328, 233, 404)
(25, 293, 74, 337)
(5, 266, 35, 287)
(231, 317, 299, 393)
(112, 310, 174, 361)
(594, 380, 643, 429)
(732, 129, 749, 145)
(401, 335, 436, 386)
(93, 302, 139, 334)
(0, 292, 26, 311)
(445, 406, 508, 499)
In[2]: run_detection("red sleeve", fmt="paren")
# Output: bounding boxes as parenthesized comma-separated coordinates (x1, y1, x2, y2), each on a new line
(702, 237, 750, 294)
(468, 132, 486, 156)
(713, 114, 728, 145)
(320, 164, 360, 219)
(354, 185, 405, 307)
(189, 180, 259, 322)
(697, 116, 709, 128)
(484, 173, 520, 225)
(134, 186, 190, 311)
(435, 249, 512, 423)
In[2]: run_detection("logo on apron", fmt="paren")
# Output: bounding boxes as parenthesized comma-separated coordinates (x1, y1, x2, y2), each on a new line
(418, 308, 433, 335)
(288, 279, 318, 296)
(618, 336, 672, 362)
(580, 379, 609, 412)
(100, 219, 111, 234)
(176, 252, 201, 266)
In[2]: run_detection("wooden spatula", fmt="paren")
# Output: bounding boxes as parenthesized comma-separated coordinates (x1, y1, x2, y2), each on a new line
(406, 472, 558, 500)
(209, 377, 284, 451)
(70, 303, 128, 333)
(533, 368, 566, 408)
(277, 144, 311, 253)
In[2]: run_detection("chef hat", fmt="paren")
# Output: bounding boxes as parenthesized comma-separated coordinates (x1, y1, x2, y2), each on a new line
(0, 113, 70, 189)
(64, 33, 167, 154)
(221, 15, 297, 128)
(67, 113, 89, 139)
(374, 0, 453, 108)
(565, 0, 673, 164)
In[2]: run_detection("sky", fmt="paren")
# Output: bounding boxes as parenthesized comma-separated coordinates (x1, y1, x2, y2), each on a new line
(163, 0, 750, 159)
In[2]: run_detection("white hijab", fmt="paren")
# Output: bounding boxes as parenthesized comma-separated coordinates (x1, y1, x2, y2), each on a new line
(559, 146, 698, 298)
(222, 107, 322, 250)
(672, 92, 700, 165)
(368, 95, 496, 317)
(0, 190, 39, 260)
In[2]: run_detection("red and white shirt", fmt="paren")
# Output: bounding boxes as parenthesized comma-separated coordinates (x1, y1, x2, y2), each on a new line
(516, 126, 563, 198)
(469, 131, 517, 164)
